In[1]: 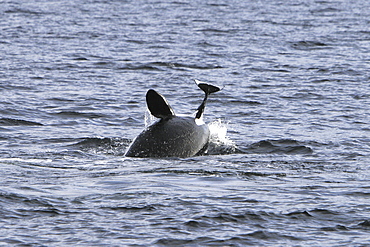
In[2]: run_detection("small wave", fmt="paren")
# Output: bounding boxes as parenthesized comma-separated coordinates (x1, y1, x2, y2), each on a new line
(357, 220, 370, 228)
(4, 8, 46, 15)
(161, 62, 223, 70)
(16, 208, 62, 218)
(117, 62, 164, 71)
(154, 238, 198, 246)
(0, 192, 58, 218)
(198, 28, 238, 34)
(52, 111, 105, 119)
(290, 40, 330, 50)
(100, 205, 156, 212)
(71, 137, 130, 155)
(197, 211, 268, 224)
(117, 61, 223, 71)
(242, 139, 313, 155)
(0, 158, 53, 165)
(284, 210, 312, 218)
(243, 230, 301, 241)
(320, 225, 348, 232)
(309, 208, 340, 216)
(139, 167, 286, 179)
(229, 99, 263, 106)
(310, 7, 341, 15)
(0, 118, 43, 126)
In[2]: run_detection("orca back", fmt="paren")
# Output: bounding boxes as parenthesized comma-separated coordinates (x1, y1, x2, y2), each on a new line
(125, 116, 210, 158)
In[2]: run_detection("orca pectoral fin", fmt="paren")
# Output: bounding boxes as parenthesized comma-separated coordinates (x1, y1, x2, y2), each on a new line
(146, 89, 175, 119)
(195, 79, 221, 95)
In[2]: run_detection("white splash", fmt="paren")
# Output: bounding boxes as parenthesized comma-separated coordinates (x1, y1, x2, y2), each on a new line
(207, 119, 236, 155)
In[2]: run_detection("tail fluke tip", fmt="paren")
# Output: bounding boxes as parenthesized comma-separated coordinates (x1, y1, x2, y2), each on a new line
(194, 79, 221, 94)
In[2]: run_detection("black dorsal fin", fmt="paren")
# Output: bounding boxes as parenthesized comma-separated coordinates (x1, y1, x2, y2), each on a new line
(146, 89, 175, 119)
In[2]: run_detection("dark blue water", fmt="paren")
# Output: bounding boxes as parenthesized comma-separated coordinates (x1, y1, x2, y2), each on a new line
(1, 0, 370, 246)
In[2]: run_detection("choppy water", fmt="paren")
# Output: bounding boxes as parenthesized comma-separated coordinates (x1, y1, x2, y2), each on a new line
(1, 0, 370, 246)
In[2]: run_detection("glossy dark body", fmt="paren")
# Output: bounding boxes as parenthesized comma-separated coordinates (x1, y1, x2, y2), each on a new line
(125, 116, 209, 158)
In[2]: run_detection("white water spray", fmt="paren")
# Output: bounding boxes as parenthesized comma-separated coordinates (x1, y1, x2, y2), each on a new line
(207, 119, 237, 155)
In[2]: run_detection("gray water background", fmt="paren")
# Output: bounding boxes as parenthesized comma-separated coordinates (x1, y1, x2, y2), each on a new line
(1, 0, 370, 246)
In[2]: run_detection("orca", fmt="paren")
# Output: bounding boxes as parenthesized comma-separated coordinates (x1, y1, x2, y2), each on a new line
(125, 80, 220, 158)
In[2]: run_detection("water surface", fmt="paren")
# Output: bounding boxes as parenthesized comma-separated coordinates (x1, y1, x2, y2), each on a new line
(1, 0, 370, 246)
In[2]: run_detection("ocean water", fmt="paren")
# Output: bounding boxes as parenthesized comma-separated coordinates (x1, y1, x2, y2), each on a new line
(1, 0, 370, 246)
